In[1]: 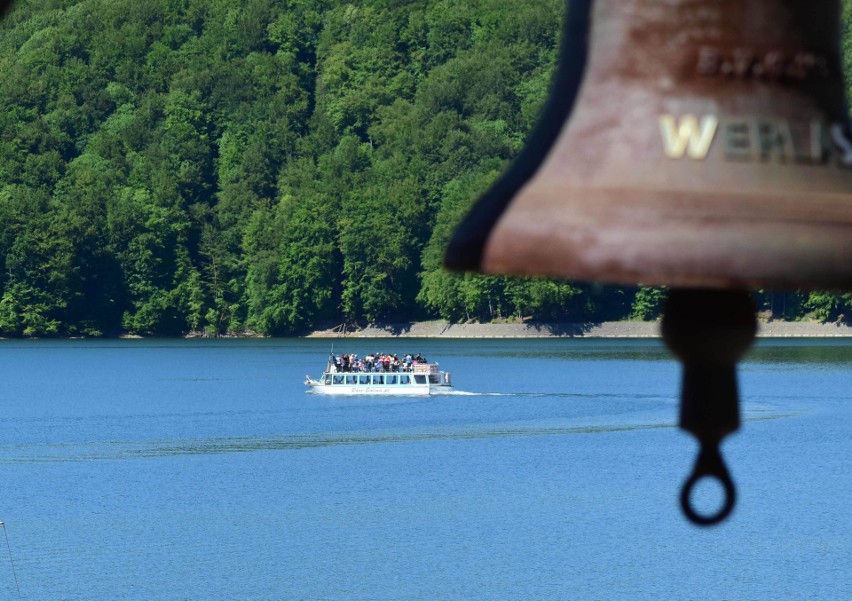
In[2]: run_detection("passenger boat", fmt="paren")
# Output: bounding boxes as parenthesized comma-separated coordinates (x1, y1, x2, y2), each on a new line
(305, 358, 452, 395)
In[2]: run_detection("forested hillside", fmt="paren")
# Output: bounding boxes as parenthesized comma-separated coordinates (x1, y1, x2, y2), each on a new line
(0, 0, 849, 337)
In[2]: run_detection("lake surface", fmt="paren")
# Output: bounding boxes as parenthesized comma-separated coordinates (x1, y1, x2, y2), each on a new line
(0, 337, 849, 600)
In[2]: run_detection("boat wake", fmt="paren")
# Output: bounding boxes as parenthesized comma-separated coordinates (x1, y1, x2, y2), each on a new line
(436, 390, 671, 400)
(439, 390, 548, 397)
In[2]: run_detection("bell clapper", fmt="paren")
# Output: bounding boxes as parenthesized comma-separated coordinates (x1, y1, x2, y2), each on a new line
(661, 289, 757, 526)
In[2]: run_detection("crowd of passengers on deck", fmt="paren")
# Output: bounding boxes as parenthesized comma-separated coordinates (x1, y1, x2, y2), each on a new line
(330, 352, 429, 373)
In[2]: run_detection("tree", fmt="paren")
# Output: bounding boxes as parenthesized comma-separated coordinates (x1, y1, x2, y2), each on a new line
(14, 0, 836, 336)
(804, 291, 852, 323)
(630, 287, 666, 321)
(0, 185, 77, 336)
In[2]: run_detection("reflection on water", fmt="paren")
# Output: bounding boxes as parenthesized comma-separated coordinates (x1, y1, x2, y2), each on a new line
(476, 337, 852, 365)
(471, 339, 671, 362)
(748, 340, 852, 365)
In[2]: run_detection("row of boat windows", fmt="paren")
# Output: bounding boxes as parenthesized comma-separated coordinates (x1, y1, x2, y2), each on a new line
(324, 374, 440, 385)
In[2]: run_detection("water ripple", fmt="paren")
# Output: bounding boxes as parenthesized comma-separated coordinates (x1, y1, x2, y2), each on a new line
(0, 413, 796, 464)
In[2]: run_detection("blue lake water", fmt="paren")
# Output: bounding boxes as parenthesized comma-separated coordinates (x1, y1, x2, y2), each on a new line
(0, 337, 850, 600)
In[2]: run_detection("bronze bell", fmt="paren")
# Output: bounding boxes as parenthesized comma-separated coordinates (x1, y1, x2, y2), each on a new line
(445, 0, 852, 525)
(445, 0, 852, 289)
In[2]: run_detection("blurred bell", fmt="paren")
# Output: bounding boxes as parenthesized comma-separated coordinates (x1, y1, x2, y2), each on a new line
(445, 0, 852, 527)
(445, 0, 852, 291)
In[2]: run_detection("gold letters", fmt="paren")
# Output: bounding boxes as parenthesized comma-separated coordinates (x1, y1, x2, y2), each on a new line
(830, 123, 852, 167)
(659, 114, 719, 160)
(660, 114, 849, 167)
(722, 119, 751, 161)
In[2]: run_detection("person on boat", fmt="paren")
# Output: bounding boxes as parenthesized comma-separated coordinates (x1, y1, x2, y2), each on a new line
(326, 351, 435, 374)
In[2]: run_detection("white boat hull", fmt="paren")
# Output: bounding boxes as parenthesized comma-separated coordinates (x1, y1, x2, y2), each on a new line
(306, 382, 452, 396)
(305, 365, 452, 396)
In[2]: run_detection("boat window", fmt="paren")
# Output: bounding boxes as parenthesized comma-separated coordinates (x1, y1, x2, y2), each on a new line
(332, 375, 345, 385)
(345, 375, 357, 385)
(386, 375, 397, 385)
(359, 375, 370, 385)
(429, 375, 439, 384)
(399, 375, 411, 385)
(414, 375, 426, 384)
(372, 375, 384, 385)
(324, 375, 332, 384)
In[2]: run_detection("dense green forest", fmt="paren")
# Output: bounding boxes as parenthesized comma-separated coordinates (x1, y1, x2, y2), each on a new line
(0, 0, 850, 337)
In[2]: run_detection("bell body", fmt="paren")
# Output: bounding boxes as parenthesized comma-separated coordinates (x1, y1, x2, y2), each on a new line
(447, 0, 852, 290)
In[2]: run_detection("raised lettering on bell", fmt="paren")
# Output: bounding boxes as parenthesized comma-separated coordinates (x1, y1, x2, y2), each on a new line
(659, 114, 849, 165)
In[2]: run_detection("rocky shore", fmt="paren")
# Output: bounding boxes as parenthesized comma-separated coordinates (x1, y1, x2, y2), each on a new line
(305, 320, 852, 339)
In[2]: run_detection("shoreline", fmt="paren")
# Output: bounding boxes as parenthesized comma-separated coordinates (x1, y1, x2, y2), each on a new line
(304, 320, 852, 339)
(3, 319, 850, 340)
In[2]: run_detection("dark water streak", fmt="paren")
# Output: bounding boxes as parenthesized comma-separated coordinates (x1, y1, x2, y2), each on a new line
(1, 412, 798, 464)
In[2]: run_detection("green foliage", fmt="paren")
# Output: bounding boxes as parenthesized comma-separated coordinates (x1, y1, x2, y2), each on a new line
(1, 0, 843, 337)
(244, 190, 336, 335)
(0, 185, 76, 335)
(803, 291, 852, 323)
(630, 287, 666, 321)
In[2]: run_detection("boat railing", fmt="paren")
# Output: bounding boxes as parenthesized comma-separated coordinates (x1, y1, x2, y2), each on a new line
(327, 362, 442, 375)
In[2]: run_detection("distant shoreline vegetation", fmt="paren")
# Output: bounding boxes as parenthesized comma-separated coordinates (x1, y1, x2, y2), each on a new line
(3, 318, 846, 341)
(1, 0, 852, 338)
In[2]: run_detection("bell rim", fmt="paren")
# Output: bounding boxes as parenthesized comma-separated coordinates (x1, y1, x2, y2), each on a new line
(479, 186, 852, 292)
